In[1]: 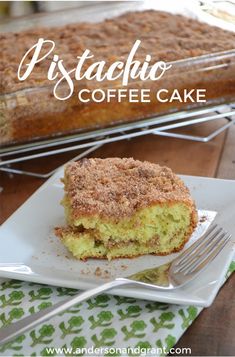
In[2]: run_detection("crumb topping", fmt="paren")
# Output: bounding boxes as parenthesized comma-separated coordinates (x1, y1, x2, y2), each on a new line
(1, 10, 235, 93)
(64, 158, 195, 220)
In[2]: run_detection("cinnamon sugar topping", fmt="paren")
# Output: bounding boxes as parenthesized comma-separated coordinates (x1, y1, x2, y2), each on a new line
(64, 158, 194, 220)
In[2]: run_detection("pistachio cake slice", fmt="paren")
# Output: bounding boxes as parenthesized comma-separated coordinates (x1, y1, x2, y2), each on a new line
(55, 158, 198, 260)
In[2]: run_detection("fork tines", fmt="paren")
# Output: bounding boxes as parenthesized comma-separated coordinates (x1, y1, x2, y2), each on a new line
(175, 224, 231, 275)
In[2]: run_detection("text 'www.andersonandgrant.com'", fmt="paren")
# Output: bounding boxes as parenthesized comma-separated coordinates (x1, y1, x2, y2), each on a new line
(44, 345, 192, 356)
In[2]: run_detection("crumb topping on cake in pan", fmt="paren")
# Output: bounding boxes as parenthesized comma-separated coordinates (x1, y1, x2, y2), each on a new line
(1, 10, 235, 93)
(64, 157, 194, 220)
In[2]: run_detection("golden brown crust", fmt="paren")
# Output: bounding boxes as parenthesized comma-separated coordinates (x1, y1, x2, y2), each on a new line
(64, 157, 196, 221)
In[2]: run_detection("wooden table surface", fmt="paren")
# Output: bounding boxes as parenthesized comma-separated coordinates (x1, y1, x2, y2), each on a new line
(0, 120, 235, 356)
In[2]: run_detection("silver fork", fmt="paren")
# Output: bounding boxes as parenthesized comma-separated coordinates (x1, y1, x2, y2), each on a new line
(0, 223, 231, 346)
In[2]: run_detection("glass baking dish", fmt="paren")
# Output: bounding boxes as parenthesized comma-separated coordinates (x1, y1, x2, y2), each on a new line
(1, 0, 235, 148)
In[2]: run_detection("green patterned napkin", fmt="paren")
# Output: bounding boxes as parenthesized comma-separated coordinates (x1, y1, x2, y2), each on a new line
(0, 261, 234, 357)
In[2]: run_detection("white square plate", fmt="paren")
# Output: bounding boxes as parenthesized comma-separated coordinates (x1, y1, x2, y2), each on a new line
(0, 169, 234, 307)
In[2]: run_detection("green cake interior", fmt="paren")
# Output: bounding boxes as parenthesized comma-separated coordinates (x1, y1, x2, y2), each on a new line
(59, 199, 194, 260)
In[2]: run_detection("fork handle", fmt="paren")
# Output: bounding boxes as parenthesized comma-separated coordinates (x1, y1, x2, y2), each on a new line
(0, 278, 129, 346)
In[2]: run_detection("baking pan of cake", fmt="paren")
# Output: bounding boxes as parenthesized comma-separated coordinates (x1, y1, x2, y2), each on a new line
(1, 0, 235, 148)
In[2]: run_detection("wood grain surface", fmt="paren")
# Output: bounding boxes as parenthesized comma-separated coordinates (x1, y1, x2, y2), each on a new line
(0, 121, 234, 356)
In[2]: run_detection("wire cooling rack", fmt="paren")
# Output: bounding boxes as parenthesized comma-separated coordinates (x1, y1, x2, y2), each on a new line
(0, 102, 234, 178)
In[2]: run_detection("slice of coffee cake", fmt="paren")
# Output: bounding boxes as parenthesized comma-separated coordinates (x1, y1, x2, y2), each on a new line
(55, 158, 197, 260)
